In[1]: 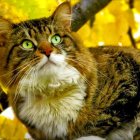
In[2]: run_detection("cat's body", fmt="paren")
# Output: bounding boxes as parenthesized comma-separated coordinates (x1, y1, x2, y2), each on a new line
(0, 2, 140, 140)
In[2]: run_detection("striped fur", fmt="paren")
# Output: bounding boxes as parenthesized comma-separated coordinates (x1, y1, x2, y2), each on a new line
(0, 2, 140, 140)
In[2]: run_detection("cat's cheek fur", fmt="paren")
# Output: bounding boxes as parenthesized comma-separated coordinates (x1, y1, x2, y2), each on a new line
(17, 53, 87, 139)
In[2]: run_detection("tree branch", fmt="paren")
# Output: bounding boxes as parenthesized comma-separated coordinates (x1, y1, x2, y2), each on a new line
(129, 0, 134, 9)
(71, 0, 112, 31)
(128, 0, 137, 48)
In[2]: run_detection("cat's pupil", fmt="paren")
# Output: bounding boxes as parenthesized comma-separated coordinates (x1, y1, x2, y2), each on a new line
(55, 36, 59, 41)
(55, 37, 58, 41)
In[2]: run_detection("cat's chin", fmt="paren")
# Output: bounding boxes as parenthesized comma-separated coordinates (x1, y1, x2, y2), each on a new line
(40, 60, 58, 70)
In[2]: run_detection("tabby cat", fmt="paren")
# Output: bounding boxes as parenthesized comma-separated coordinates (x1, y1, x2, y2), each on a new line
(0, 2, 140, 140)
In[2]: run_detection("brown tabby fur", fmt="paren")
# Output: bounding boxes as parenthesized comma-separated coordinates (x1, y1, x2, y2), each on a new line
(0, 2, 140, 140)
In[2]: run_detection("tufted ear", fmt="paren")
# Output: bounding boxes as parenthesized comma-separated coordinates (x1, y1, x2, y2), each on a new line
(0, 17, 13, 47)
(52, 2, 71, 31)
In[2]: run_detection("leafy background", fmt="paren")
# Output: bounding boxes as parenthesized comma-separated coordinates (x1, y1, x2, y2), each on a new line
(0, 0, 140, 139)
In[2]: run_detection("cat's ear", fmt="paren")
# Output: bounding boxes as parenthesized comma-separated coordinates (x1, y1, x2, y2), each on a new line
(52, 2, 71, 31)
(0, 17, 13, 47)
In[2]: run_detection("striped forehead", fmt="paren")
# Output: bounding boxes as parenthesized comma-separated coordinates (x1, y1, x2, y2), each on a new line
(14, 18, 52, 39)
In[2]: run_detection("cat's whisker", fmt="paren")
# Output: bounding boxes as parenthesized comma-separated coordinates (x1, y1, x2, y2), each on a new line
(66, 57, 109, 79)
(17, 58, 41, 106)
(3, 58, 39, 90)
(15, 60, 39, 104)
(9, 59, 40, 104)
(5, 65, 28, 90)
(0, 58, 38, 78)
(15, 73, 31, 106)
(28, 68, 37, 106)
(68, 55, 108, 64)
(7, 67, 32, 105)
(66, 64, 88, 85)
(25, 68, 35, 107)
(32, 68, 36, 102)
(13, 70, 31, 104)
(67, 66, 106, 102)
(66, 59, 105, 95)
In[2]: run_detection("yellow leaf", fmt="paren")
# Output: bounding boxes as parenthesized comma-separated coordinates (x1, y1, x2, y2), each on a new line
(134, 0, 140, 13)
(0, 116, 27, 139)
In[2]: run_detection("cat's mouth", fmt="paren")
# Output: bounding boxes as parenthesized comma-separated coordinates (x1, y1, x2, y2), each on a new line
(36, 53, 66, 72)
(36, 55, 58, 70)
(46, 59, 57, 66)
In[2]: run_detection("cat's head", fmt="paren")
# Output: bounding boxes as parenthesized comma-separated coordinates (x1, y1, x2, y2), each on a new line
(0, 2, 95, 94)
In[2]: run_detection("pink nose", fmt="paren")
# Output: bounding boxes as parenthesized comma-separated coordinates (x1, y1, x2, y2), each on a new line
(39, 41, 53, 57)
(45, 46, 53, 56)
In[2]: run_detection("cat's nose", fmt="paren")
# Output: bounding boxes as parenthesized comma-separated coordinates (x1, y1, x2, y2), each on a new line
(39, 41, 53, 57)
(45, 46, 53, 57)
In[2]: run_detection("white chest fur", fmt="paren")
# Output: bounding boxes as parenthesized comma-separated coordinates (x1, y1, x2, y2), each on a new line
(17, 58, 86, 139)
(19, 87, 86, 138)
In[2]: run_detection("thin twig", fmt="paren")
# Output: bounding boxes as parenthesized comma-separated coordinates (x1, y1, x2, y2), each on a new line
(128, 28, 137, 48)
(128, 0, 137, 48)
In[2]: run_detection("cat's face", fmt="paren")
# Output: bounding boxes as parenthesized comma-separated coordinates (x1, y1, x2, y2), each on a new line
(0, 2, 94, 94)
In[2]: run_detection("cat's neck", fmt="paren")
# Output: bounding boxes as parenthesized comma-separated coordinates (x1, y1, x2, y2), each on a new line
(11, 63, 88, 138)
(18, 75, 87, 139)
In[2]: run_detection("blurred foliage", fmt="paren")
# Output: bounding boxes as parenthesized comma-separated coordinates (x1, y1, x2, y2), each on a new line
(78, 0, 140, 47)
(0, 0, 140, 139)
(0, 0, 140, 47)
(0, 115, 27, 139)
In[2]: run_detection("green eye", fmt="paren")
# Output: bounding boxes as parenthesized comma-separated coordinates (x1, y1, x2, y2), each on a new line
(51, 34, 61, 45)
(22, 40, 34, 49)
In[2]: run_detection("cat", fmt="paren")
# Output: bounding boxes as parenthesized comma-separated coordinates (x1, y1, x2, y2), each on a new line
(0, 2, 140, 140)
